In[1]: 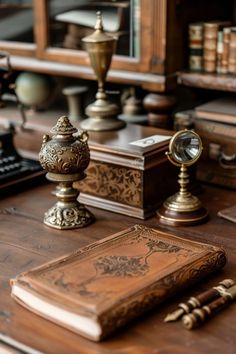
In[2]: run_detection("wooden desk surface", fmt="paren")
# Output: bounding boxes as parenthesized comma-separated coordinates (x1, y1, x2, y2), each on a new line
(0, 182, 235, 354)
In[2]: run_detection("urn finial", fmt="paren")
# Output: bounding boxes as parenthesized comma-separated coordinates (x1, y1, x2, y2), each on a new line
(51, 115, 77, 135)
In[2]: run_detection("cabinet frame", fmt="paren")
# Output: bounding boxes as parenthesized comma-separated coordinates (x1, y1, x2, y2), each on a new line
(0, 1, 168, 74)
(34, 0, 167, 74)
(0, 1, 179, 92)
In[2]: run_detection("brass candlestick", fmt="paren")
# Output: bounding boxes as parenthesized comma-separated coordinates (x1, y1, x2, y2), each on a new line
(39, 116, 94, 229)
(157, 130, 208, 226)
(80, 12, 125, 131)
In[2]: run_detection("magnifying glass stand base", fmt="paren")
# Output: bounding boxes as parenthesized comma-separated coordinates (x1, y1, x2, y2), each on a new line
(156, 203, 208, 227)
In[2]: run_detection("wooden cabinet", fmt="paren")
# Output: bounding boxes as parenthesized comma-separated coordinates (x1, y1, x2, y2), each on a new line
(0, 0, 176, 92)
(0, 0, 236, 127)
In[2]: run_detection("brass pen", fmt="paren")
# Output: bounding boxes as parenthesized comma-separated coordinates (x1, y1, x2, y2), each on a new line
(182, 284, 236, 329)
(164, 278, 234, 322)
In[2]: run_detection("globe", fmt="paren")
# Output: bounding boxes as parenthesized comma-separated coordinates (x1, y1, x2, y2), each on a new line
(15, 72, 52, 109)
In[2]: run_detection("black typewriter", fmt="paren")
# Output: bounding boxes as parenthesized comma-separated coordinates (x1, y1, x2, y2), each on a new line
(0, 130, 43, 193)
(0, 52, 44, 194)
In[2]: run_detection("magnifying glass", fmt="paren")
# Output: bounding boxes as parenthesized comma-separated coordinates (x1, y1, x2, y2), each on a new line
(168, 130, 203, 165)
(157, 130, 208, 226)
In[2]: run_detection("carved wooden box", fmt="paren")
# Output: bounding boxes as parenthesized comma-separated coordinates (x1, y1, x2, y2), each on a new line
(74, 124, 178, 219)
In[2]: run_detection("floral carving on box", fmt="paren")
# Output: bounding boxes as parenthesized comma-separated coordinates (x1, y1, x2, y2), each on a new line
(76, 161, 142, 207)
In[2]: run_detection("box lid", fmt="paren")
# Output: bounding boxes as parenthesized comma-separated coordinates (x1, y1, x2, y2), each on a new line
(87, 124, 172, 170)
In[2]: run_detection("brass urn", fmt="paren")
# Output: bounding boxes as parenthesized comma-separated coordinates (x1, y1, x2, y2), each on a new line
(39, 116, 94, 229)
(80, 11, 125, 131)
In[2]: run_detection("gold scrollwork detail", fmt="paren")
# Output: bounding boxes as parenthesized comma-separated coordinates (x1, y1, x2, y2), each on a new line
(44, 204, 93, 229)
(77, 161, 142, 207)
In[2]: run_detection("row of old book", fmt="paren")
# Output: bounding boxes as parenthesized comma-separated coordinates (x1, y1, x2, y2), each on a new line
(188, 20, 236, 74)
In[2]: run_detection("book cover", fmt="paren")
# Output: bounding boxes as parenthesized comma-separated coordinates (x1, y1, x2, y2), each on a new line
(194, 97, 236, 124)
(10, 225, 227, 341)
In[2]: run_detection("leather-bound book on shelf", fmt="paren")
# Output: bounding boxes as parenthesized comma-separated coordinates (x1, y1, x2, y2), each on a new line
(194, 96, 236, 124)
(228, 27, 236, 74)
(11, 225, 227, 342)
(222, 27, 231, 74)
(188, 22, 203, 72)
(216, 31, 224, 74)
(203, 21, 231, 73)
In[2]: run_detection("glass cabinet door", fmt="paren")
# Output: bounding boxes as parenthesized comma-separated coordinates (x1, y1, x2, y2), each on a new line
(0, 0, 34, 42)
(35, 0, 153, 72)
(0, 0, 168, 83)
(47, 0, 140, 58)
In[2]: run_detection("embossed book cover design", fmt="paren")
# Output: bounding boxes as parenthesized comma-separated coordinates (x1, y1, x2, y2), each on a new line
(11, 225, 226, 341)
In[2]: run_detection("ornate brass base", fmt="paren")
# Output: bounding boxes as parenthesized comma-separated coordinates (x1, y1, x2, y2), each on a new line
(157, 162, 208, 226)
(80, 92, 125, 131)
(44, 176, 94, 229)
(157, 192, 208, 226)
(80, 116, 125, 131)
(44, 202, 94, 230)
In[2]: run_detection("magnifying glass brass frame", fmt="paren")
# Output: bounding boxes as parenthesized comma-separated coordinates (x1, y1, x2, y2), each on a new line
(157, 129, 208, 226)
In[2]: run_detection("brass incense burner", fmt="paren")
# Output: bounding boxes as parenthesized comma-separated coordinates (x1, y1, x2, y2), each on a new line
(39, 116, 94, 229)
(157, 130, 208, 226)
(80, 12, 125, 131)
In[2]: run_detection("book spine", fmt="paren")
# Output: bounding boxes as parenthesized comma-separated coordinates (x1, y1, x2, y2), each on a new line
(203, 23, 219, 73)
(188, 23, 203, 71)
(221, 27, 231, 74)
(99, 249, 227, 340)
(216, 31, 224, 74)
(228, 27, 236, 74)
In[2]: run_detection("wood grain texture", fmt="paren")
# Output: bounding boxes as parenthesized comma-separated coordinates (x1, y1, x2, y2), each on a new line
(0, 183, 236, 353)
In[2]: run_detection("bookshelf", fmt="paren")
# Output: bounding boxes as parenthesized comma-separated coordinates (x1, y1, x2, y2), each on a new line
(177, 0, 236, 94)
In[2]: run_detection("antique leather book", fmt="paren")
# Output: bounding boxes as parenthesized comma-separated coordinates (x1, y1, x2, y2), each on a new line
(10, 225, 227, 341)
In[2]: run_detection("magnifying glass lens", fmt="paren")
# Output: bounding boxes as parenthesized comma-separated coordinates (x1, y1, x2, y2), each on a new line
(172, 131, 201, 164)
